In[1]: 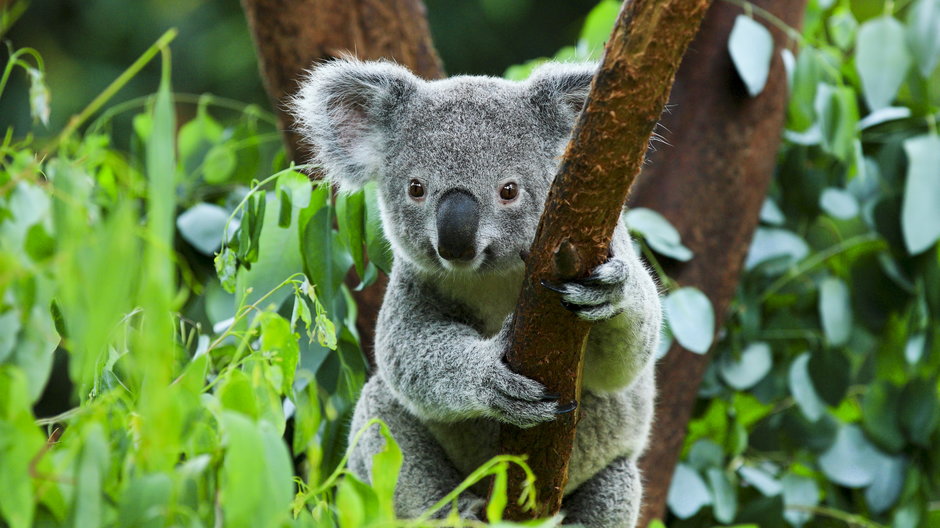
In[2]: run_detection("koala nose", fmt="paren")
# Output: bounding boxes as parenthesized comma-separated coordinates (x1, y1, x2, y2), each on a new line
(436, 189, 479, 262)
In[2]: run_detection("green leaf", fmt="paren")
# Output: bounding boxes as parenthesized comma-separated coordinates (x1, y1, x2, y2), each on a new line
(907, 0, 940, 77)
(215, 248, 238, 293)
(218, 369, 259, 420)
(827, 8, 858, 50)
(864, 455, 906, 514)
(0, 367, 46, 528)
(706, 468, 738, 524)
(364, 182, 393, 274)
(808, 349, 850, 406)
(781, 474, 819, 528)
(901, 135, 940, 255)
(336, 190, 366, 278)
(718, 341, 772, 390)
(292, 378, 322, 456)
(116, 473, 172, 528)
(667, 463, 711, 519)
(745, 228, 808, 271)
(300, 189, 336, 303)
(203, 143, 237, 184)
(0, 310, 21, 363)
(687, 439, 724, 472)
(862, 381, 906, 452)
(370, 422, 403, 519)
(814, 83, 859, 161)
(819, 188, 859, 219)
(579, 0, 620, 54)
(789, 353, 826, 422)
(818, 276, 852, 346)
(788, 47, 823, 131)
(260, 315, 300, 396)
(856, 16, 912, 110)
(625, 208, 692, 261)
(728, 16, 774, 97)
(177, 203, 230, 255)
(24, 223, 55, 262)
(738, 466, 782, 496)
(904, 332, 926, 365)
(68, 424, 110, 528)
(220, 411, 292, 528)
(898, 378, 939, 447)
(663, 287, 715, 354)
(819, 424, 891, 487)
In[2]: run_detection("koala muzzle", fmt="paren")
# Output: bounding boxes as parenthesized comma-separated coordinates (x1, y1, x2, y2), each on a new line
(436, 189, 479, 262)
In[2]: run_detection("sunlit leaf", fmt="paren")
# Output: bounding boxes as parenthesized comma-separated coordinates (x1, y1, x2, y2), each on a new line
(718, 342, 772, 390)
(667, 463, 711, 519)
(855, 16, 911, 110)
(900, 134, 940, 255)
(818, 276, 852, 346)
(664, 287, 714, 354)
(728, 16, 774, 97)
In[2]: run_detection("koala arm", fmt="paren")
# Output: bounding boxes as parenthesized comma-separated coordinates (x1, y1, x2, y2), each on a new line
(582, 219, 661, 393)
(542, 217, 661, 393)
(374, 269, 561, 427)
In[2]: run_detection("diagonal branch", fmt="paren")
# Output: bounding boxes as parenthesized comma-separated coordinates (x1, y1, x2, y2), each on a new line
(496, 0, 713, 520)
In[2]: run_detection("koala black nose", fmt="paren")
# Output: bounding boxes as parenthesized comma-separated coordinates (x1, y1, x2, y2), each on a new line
(436, 189, 479, 262)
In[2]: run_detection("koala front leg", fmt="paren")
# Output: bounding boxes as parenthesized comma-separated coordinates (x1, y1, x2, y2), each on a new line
(376, 270, 565, 427)
(349, 376, 485, 519)
(562, 457, 643, 528)
(541, 222, 661, 393)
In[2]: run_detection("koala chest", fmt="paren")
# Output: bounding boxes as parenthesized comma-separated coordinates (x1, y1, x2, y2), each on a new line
(435, 271, 523, 336)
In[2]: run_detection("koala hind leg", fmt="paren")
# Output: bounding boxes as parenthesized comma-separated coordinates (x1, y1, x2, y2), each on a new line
(561, 457, 642, 528)
(348, 376, 484, 520)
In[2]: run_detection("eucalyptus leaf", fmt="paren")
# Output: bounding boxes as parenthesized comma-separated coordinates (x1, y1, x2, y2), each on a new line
(789, 353, 826, 422)
(759, 197, 785, 226)
(738, 465, 782, 496)
(781, 474, 819, 527)
(728, 16, 774, 97)
(819, 425, 891, 487)
(667, 463, 712, 519)
(706, 468, 737, 523)
(177, 203, 230, 255)
(664, 287, 715, 354)
(907, 0, 940, 77)
(819, 188, 859, 219)
(745, 228, 809, 271)
(818, 276, 852, 346)
(856, 16, 911, 110)
(865, 455, 906, 514)
(625, 208, 692, 261)
(901, 134, 940, 255)
(718, 342, 773, 390)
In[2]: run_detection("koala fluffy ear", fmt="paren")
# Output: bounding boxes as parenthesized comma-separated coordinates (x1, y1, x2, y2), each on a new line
(291, 58, 419, 191)
(525, 62, 597, 139)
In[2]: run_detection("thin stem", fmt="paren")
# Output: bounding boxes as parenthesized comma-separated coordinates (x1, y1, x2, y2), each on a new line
(43, 28, 178, 154)
(787, 504, 887, 528)
(759, 233, 882, 302)
(721, 0, 805, 44)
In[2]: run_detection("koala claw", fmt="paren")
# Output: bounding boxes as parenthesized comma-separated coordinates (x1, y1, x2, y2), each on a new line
(487, 362, 561, 428)
(556, 401, 578, 414)
(542, 259, 630, 322)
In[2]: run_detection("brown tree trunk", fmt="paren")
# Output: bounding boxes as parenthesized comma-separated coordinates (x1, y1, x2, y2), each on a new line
(497, 0, 712, 521)
(240, 0, 444, 353)
(631, 1, 806, 524)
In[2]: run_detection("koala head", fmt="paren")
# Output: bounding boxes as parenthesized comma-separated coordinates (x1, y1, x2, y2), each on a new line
(291, 58, 594, 276)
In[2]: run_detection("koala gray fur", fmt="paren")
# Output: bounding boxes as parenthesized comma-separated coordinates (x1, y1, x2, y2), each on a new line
(291, 58, 662, 528)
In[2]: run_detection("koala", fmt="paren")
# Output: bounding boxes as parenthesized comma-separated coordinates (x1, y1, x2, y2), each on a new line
(291, 58, 661, 528)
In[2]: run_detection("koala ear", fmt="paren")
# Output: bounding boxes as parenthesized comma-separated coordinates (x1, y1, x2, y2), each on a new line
(525, 62, 597, 139)
(291, 58, 419, 191)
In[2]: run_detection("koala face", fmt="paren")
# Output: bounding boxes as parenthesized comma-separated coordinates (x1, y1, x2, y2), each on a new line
(291, 59, 595, 276)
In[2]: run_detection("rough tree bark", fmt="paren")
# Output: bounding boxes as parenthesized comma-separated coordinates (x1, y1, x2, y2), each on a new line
(496, 0, 712, 520)
(240, 0, 444, 352)
(631, 0, 806, 524)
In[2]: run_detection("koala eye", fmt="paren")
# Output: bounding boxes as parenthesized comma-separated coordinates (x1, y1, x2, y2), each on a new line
(499, 181, 519, 203)
(408, 179, 426, 200)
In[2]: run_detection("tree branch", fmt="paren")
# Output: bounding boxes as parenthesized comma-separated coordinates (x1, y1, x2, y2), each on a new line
(496, 0, 713, 520)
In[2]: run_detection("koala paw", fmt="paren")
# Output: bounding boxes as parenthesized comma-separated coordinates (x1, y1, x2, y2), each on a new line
(484, 358, 574, 428)
(542, 258, 629, 322)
